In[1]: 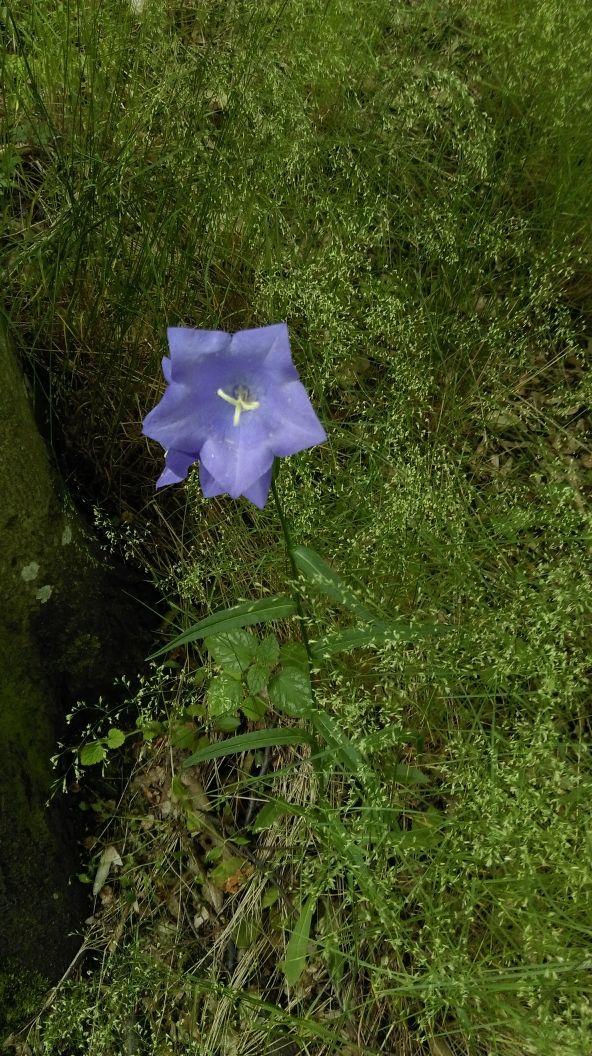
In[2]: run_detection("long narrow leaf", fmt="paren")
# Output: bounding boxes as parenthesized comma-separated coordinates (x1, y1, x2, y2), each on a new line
(291, 545, 376, 619)
(311, 711, 366, 774)
(183, 727, 313, 767)
(148, 596, 297, 659)
(310, 619, 445, 659)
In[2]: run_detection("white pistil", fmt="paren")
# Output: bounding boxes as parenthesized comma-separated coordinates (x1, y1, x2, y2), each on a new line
(217, 387, 260, 426)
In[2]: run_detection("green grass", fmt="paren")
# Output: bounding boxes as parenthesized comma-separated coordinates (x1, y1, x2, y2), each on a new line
(2, 0, 592, 1052)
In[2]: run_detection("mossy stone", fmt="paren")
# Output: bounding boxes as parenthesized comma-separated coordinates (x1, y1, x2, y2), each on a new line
(0, 327, 149, 1036)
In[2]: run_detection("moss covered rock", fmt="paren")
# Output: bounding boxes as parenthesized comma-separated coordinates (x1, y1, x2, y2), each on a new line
(0, 327, 148, 1034)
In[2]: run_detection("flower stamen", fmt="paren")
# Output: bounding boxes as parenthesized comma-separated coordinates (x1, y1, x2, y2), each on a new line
(217, 387, 260, 426)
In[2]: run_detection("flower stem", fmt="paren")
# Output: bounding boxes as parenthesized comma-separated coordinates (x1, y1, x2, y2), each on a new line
(270, 474, 315, 670)
(270, 471, 327, 781)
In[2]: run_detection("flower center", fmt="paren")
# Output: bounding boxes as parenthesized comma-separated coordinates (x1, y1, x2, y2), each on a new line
(217, 385, 260, 426)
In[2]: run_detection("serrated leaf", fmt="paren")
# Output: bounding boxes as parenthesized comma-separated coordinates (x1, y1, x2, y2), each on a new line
(247, 662, 269, 696)
(207, 674, 243, 718)
(183, 728, 314, 767)
(291, 546, 375, 619)
(241, 695, 266, 721)
(205, 629, 258, 675)
(279, 641, 308, 673)
(282, 893, 318, 986)
(147, 596, 297, 659)
(106, 728, 125, 749)
(80, 742, 107, 766)
(256, 634, 280, 668)
(269, 666, 312, 718)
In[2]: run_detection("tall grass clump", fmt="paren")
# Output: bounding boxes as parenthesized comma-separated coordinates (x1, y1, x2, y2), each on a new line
(1, 0, 591, 1053)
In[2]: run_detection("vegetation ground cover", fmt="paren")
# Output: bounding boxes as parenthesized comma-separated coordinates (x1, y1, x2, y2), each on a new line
(1, 0, 591, 1052)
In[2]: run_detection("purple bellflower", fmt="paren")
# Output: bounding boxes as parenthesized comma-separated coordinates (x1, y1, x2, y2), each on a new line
(142, 322, 327, 508)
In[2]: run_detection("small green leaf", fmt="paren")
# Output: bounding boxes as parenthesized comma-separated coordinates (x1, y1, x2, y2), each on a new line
(268, 665, 312, 718)
(256, 634, 280, 668)
(247, 662, 269, 696)
(185, 701, 206, 719)
(205, 629, 258, 675)
(185, 809, 205, 834)
(207, 674, 243, 719)
(362, 727, 420, 752)
(234, 918, 259, 949)
(147, 596, 297, 659)
(205, 845, 223, 863)
(388, 762, 430, 786)
(139, 719, 165, 741)
(282, 893, 318, 986)
(106, 728, 125, 749)
(241, 695, 266, 721)
(80, 742, 107, 766)
(170, 722, 200, 750)
(323, 939, 347, 990)
(213, 713, 241, 733)
(209, 855, 244, 888)
(170, 775, 187, 801)
(252, 799, 288, 831)
(391, 810, 444, 852)
(261, 885, 280, 909)
(183, 728, 314, 767)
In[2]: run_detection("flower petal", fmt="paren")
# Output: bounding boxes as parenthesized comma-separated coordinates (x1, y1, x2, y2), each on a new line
(199, 416, 274, 498)
(156, 448, 198, 489)
(167, 328, 231, 378)
(199, 463, 227, 499)
(162, 356, 172, 383)
(142, 381, 209, 453)
(267, 380, 327, 456)
(199, 461, 273, 508)
(242, 466, 273, 508)
(232, 323, 297, 381)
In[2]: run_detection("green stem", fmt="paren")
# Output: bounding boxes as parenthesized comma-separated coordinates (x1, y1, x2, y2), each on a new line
(270, 475, 315, 671)
(270, 472, 328, 781)
(271, 472, 376, 798)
